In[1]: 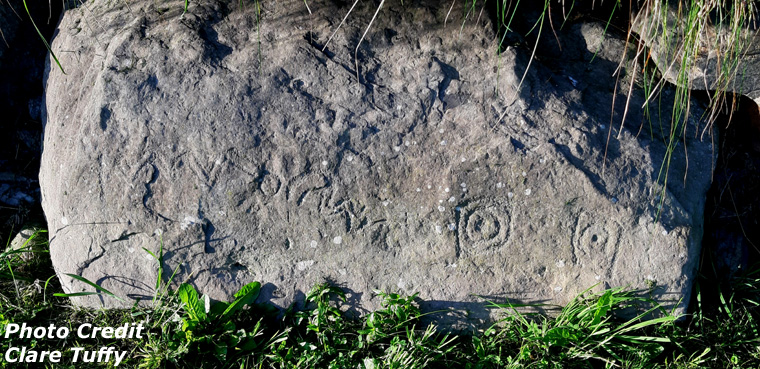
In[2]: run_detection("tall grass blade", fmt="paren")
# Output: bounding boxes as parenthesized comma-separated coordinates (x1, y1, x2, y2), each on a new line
(22, 0, 64, 74)
(54, 273, 124, 302)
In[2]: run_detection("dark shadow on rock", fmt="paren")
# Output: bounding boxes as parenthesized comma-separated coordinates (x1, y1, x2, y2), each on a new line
(202, 221, 216, 253)
(420, 296, 556, 334)
(197, 5, 233, 66)
(99, 106, 111, 131)
(332, 283, 367, 319)
(551, 138, 613, 198)
(431, 57, 460, 107)
(162, 239, 205, 263)
(256, 282, 302, 313)
(96, 275, 155, 306)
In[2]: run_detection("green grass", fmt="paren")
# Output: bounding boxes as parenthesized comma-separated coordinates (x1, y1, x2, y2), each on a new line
(2, 232, 760, 368)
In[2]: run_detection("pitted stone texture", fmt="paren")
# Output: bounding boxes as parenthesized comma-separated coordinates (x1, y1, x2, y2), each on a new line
(41, 0, 715, 328)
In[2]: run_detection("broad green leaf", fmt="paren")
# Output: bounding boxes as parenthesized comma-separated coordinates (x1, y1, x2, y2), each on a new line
(221, 281, 261, 320)
(178, 283, 207, 323)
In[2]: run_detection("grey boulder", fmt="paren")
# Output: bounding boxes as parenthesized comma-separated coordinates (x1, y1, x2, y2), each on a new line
(41, 0, 715, 328)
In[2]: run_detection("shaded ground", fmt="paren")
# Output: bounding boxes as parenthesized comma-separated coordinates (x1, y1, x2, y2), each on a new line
(0, 1, 64, 237)
(700, 93, 760, 301)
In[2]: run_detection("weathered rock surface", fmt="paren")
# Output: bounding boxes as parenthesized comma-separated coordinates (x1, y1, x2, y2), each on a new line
(42, 0, 715, 327)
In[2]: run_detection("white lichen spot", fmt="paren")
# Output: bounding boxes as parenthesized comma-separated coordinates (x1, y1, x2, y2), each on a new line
(416, 188, 421, 192)
(181, 216, 200, 230)
(496, 182, 504, 189)
(347, 155, 354, 162)
(397, 105, 402, 111)
(524, 188, 532, 196)
(339, 269, 347, 276)
(439, 199, 444, 203)
(539, 158, 546, 164)
(555, 260, 565, 268)
(128, 247, 135, 253)
(382, 200, 390, 207)
(153, 229, 163, 236)
(444, 187, 450, 193)
(448, 223, 457, 231)
(393, 146, 401, 152)
(310, 240, 318, 248)
(321, 160, 328, 166)
(405, 141, 410, 146)
(434, 225, 443, 234)
(332, 236, 343, 245)
(61, 217, 69, 226)
(462, 188, 467, 192)
(438, 206, 446, 212)
(427, 185, 432, 189)
(554, 286, 563, 292)
(595, 275, 602, 280)
(397, 279, 406, 290)
(297, 260, 315, 271)
(461, 157, 466, 162)
(448, 196, 456, 202)
(440, 140, 447, 146)
(521, 171, 527, 177)
(439, 128, 445, 134)
(507, 192, 514, 198)
(662, 230, 669, 236)
(460, 183, 467, 188)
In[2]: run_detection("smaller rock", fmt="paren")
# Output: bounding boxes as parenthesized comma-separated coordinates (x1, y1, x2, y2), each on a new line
(7, 225, 46, 262)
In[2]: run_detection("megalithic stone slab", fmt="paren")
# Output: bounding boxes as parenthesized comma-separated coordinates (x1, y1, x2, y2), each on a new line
(41, 0, 715, 328)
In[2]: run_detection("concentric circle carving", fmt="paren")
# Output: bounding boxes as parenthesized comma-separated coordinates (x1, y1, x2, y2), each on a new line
(571, 212, 621, 272)
(458, 202, 510, 251)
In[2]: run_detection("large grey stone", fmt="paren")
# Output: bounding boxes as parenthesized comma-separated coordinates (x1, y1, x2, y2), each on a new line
(41, 0, 715, 328)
